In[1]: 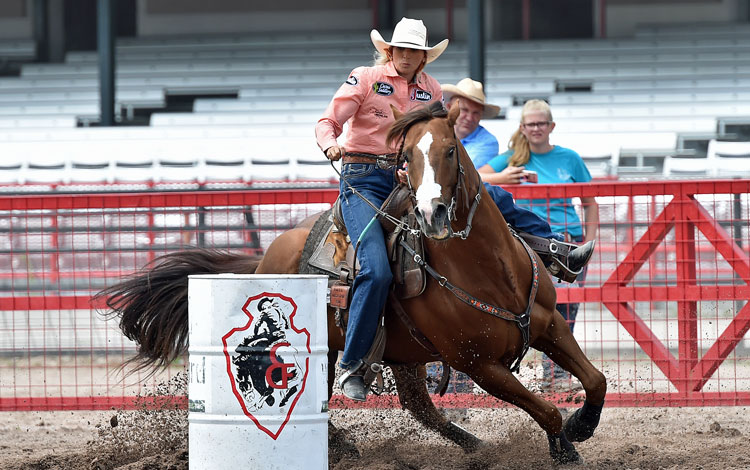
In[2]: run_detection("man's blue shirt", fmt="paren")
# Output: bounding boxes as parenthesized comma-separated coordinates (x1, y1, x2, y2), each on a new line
(461, 125, 499, 169)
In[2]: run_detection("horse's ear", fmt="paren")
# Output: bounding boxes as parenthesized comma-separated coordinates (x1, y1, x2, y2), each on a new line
(447, 98, 461, 126)
(390, 104, 402, 121)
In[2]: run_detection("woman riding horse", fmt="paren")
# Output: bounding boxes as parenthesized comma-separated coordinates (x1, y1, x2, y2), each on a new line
(315, 17, 595, 402)
(97, 102, 606, 464)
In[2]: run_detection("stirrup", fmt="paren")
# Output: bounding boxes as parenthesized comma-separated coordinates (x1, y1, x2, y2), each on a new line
(548, 241, 595, 283)
(517, 231, 582, 283)
(548, 257, 582, 283)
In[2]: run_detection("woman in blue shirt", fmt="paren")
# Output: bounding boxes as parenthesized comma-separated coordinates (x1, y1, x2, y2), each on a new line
(478, 99, 599, 391)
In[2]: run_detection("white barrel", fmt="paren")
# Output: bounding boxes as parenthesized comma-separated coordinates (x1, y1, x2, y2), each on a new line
(188, 274, 329, 470)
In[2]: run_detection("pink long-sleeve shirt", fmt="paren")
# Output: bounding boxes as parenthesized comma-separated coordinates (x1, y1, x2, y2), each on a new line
(315, 61, 444, 156)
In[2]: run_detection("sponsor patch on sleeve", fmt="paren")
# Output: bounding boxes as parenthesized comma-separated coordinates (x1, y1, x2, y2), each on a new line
(373, 82, 394, 96)
(410, 89, 432, 102)
(345, 75, 358, 86)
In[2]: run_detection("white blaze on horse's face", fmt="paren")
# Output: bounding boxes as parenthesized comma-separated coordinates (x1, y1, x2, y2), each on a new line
(414, 131, 442, 221)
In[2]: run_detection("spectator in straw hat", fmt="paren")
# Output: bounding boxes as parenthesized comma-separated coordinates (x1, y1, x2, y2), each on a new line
(442, 78, 501, 168)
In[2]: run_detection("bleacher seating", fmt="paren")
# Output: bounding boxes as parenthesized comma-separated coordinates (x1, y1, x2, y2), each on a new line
(662, 154, 710, 178)
(706, 139, 750, 177)
(0, 24, 749, 186)
(0, 38, 35, 61)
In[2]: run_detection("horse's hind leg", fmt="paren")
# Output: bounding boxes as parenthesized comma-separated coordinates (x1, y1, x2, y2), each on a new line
(390, 363, 482, 452)
(470, 361, 582, 464)
(534, 309, 606, 442)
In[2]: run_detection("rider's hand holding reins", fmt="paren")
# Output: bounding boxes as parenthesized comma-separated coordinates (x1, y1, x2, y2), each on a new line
(326, 146, 346, 161)
(397, 169, 408, 185)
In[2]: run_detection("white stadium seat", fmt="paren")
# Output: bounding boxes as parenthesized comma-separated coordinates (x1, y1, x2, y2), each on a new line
(662, 155, 710, 178)
(706, 139, 750, 177)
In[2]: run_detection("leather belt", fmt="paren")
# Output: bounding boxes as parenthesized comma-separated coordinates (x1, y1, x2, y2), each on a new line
(343, 153, 398, 169)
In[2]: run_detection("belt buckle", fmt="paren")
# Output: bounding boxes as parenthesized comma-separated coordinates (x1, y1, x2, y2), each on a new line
(377, 156, 393, 170)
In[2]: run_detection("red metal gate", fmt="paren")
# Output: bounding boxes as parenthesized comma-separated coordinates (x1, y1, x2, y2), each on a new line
(0, 180, 747, 410)
(510, 179, 750, 406)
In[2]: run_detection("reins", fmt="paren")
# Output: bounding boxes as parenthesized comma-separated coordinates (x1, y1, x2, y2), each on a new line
(329, 155, 420, 237)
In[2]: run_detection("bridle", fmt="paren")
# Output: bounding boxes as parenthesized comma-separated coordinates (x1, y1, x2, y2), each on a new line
(396, 124, 483, 240)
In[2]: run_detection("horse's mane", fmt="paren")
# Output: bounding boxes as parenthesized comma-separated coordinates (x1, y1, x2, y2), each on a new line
(386, 101, 447, 147)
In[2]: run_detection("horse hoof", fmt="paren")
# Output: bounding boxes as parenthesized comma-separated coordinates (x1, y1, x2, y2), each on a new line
(547, 432, 583, 465)
(563, 401, 603, 443)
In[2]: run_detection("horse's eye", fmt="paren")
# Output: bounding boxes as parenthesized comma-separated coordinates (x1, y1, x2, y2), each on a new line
(447, 147, 456, 158)
(403, 151, 410, 163)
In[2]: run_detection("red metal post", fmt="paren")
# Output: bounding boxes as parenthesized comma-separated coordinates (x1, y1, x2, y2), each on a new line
(674, 195, 698, 394)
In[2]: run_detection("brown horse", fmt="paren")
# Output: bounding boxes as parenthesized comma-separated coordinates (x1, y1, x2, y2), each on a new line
(98, 101, 606, 464)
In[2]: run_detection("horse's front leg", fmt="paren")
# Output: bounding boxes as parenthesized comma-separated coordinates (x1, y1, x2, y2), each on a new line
(469, 360, 583, 465)
(390, 363, 482, 452)
(533, 309, 606, 443)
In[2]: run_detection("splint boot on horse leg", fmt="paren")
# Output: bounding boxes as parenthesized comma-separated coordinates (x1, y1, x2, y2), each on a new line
(484, 183, 595, 282)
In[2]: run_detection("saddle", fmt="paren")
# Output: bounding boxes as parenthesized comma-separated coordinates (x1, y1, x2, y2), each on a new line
(298, 185, 429, 394)
(302, 184, 426, 304)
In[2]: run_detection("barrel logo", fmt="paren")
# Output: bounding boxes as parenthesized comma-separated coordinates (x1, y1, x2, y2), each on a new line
(222, 293, 310, 440)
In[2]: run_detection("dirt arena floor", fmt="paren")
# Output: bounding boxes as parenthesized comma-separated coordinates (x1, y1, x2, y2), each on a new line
(2, 402, 749, 469)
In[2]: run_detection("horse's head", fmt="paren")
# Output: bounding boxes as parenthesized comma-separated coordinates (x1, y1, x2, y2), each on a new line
(388, 102, 464, 240)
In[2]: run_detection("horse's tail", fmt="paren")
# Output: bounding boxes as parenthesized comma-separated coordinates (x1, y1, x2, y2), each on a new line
(94, 249, 262, 375)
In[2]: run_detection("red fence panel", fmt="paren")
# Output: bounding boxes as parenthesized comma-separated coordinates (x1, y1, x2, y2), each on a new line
(0, 180, 748, 410)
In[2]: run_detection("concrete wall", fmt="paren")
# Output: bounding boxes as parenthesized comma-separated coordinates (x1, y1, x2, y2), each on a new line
(0, 0, 31, 39)
(134, 0, 743, 40)
(136, 0, 373, 36)
(0, 1, 746, 42)
(607, 0, 739, 37)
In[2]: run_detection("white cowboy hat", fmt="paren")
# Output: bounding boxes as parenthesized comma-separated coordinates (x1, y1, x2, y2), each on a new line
(370, 17, 449, 64)
(442, 78, 501, 119)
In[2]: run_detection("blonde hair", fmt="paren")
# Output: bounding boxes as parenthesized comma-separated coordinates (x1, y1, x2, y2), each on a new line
(374, 49, 390, 65)
(507, 99, 553, 167)
(373, 47, 427, 76)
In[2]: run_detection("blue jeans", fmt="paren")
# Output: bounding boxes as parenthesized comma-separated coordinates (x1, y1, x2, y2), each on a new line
(338, 163, 395, 370)
(484, 183, 564, 242)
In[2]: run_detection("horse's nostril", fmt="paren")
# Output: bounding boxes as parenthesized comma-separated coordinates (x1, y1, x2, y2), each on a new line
(433, 204, 447, 222)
